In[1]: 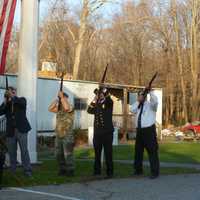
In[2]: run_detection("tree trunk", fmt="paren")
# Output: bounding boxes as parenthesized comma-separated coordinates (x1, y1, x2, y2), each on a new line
(190, 0, 199, 121)
(172, 0, 188, 122)
(72, 0, 89, 79)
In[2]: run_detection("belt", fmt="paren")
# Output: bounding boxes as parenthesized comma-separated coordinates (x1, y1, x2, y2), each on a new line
(137, 124, 155, 130)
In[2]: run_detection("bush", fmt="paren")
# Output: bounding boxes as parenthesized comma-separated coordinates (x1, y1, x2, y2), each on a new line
(74, 129, 88, 146)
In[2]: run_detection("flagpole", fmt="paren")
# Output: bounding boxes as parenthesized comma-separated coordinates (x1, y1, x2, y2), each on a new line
(17, 0, 39, 163)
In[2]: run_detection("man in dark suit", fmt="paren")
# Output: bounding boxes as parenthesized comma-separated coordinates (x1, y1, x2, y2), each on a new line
(0, 87, 32, 176)
(87, 87, 114, 179)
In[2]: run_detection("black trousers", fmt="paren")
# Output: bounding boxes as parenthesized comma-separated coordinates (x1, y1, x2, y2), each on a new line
(134, 124, 159, 176)
(0, 153, 5, 187)
(93, 132, 113, 176)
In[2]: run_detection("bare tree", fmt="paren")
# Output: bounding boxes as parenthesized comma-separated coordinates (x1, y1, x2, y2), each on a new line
(37, 0, 200, 126)
(171, 0, 188, 122)
(72, 0, 110, 79)
(190, 0, 200, 120)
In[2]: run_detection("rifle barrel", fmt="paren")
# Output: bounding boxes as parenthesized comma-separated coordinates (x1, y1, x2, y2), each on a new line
(148, 72, 158, 87)
(6, 75, 8, 90)
(100, 64, 108, 84)
(58, 74, 64, 111)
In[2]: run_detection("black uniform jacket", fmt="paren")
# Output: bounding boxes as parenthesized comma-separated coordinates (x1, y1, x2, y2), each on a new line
(0, 97, 31, 137)
(87, 96, 114, 134)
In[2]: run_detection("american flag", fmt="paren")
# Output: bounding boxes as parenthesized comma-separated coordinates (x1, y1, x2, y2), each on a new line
(0, 0, 17, 74)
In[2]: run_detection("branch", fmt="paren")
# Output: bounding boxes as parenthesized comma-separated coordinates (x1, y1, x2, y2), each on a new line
(88, 0, 113, 14)
(66, 24, 76, 42)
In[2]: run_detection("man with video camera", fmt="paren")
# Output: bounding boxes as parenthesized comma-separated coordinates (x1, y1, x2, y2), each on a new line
(0, 87, 32, 177)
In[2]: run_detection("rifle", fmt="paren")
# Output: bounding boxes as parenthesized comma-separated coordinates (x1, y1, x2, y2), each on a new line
(100, 64, 108, 84)
(58, 72, 64, 111)
(144, 72, 158, 96)
(138, 72, 158, 108)
(6, 75, 8, 90)
(4, 75, 16, 127)
(4, 75, 9, 100)
(94, 64, 109, 96)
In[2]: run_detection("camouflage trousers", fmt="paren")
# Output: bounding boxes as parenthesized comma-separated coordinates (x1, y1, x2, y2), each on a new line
(55, 130, 75, 172)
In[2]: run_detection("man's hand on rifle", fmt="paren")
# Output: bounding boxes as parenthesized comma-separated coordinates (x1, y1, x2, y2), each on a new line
(4, 91, 12, 103)
(58, 91, 64, 99)
(48, 99, 59, 113)
(92, 95, 98, 104)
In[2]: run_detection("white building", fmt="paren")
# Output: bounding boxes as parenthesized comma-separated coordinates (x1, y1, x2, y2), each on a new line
(0, 74, 162, 138)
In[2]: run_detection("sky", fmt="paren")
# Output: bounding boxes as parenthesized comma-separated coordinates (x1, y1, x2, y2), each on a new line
(14, 0, 122, 25)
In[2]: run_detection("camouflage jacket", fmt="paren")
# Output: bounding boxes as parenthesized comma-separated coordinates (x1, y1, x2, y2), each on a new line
(55, 105, 74, 138)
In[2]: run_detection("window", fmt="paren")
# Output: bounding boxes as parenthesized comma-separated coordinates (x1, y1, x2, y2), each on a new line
(74, 98, 87, 110)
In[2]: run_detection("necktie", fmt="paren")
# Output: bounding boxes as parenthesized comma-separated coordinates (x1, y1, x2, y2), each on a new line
(137, 103, 144, 129)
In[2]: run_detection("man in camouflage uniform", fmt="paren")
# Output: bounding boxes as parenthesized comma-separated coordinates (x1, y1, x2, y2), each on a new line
(0, 133, 7, 189)
(49, 91, 75, 176)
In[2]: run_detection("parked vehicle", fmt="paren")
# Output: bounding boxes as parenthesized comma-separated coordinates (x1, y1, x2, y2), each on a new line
(182, 121, 200, 137)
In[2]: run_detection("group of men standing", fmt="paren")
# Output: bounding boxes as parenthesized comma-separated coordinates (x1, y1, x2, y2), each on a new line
(0, 83, 160, 189)
(48, 85, 159, 180)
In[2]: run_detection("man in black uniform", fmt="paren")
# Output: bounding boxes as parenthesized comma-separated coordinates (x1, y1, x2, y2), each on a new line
(87, 87, 114, 178)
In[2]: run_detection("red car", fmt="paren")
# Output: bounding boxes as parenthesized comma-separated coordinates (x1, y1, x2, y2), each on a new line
(182, 122, 200, 137)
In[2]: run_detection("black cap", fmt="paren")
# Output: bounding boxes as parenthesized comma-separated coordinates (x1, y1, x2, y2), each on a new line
(94, 87, 109, 96)
(137, 90, 145, 96)
(100, 87, 109, 96)
(94, 88, 99, 95)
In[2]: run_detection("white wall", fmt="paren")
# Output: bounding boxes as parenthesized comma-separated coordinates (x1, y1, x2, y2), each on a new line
(36, 78, 98, 130)
(0, 76, 99, 131)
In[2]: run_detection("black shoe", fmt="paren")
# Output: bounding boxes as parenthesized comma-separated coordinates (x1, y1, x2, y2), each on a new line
(93, 172, 101, 176)
(149, 174, 159, 179)
(58, 170, 67, 176)
(24, 171, 32, 177)
(66, 170, 74, 177)
(133, 171, 143, 176)
(104, 174, 113, 179)
(93, 173, 102, 179)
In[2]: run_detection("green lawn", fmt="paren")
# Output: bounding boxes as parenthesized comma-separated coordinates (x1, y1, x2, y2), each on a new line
(3, 143, 200, 187)
(3, 160, 200, 187)
(75, 143, 200, 164)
